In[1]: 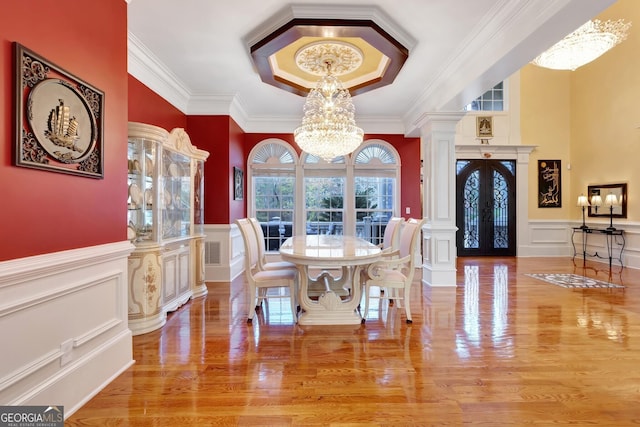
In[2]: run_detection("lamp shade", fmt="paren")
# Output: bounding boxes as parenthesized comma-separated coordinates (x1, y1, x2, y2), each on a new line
(577, 194, 590, 207)
(590, 195, 603, 207)
(604, 193, 620, 207)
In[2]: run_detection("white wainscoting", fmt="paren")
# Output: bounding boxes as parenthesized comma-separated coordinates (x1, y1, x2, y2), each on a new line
(204, 224, 244, 283)
(520, 219, 640, 270)
(0, 241, 134, 418)
(519, 220, 573, 257)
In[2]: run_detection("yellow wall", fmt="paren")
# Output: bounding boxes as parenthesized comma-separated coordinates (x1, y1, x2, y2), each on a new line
(571, 0, 640, 222)
(521, 65, 571, 219)
(522, 0, 639, 222)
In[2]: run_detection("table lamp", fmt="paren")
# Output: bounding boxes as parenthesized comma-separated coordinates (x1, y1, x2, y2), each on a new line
(604, 193, 620, 230)
(576, 194, 590, 229)
(590, 194, 603, 215)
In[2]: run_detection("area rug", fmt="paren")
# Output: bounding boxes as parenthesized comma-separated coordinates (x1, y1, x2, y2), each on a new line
(526, 273, 624, 289)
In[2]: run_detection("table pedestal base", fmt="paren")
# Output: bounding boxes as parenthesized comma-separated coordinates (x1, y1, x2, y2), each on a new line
(297, 266, 363, 325)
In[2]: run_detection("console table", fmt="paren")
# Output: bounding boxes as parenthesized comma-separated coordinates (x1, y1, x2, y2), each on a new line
(571, 227, 625, 271)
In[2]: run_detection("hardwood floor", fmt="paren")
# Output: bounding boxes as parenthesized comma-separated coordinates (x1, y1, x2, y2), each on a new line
(67, 257, 640, 426)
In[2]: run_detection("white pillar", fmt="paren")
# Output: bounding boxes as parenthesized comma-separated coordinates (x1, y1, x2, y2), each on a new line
(420, 113, 465, 287)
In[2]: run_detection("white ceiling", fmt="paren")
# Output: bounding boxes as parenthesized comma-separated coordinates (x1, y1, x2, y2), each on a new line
(127, 0, 616, 136)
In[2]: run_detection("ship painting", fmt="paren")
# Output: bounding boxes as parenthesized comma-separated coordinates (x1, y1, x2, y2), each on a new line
(45, 98, 82, 155)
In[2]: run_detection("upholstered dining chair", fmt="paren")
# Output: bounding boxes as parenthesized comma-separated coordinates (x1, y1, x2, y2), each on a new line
(248, 217, 297, 271)
(360, 216, 404, 297)
(380, 216, 404, 254)
(361, 218, 425, 324)
(236, 219, 298, 323)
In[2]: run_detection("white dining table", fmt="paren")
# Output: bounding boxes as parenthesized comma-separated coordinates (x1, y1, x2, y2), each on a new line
(279, 235, 381, 325)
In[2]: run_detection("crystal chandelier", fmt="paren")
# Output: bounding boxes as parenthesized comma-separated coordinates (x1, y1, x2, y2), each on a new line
(294, 43, 364, 162)
(532, 19, 631, 71)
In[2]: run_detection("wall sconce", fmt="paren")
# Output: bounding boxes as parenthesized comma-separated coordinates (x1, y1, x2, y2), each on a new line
(576, 194, 590, 229)
(604, 192, 620, 230)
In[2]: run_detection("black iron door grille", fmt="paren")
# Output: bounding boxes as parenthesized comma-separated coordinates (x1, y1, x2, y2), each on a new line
(456, 160, 516, 256)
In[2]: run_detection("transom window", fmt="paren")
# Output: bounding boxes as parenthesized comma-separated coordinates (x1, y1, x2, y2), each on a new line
(248, 139, 400, 251)
(465, 81, 505, 111)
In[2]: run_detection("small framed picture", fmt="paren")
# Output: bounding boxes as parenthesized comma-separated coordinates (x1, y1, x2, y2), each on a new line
(14, 43, 104, 178)
(234, 167, 243, 200)
(476, 116, 493, 138)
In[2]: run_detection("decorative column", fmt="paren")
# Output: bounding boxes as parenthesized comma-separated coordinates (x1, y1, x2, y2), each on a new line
(420, 112, 465, 287)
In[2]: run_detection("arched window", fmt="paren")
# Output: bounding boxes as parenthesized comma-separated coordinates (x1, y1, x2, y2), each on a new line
(248, 139, 298, 251)
(248, 139, 400, 251)
(353, 141, 401, 245)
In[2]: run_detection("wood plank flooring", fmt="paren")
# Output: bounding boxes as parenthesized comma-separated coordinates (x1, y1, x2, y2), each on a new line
(67, 257, 640, 426)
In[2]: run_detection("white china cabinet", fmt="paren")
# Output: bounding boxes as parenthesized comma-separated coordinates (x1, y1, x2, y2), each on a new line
(127, 122, 209, 335)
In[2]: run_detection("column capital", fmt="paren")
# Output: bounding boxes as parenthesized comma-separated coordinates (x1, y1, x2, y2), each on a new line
(416, 111, 466, 134)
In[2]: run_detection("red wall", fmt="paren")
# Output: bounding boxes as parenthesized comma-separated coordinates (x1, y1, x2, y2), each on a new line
(186, 116, 234, 224)
(128, 75, 187, 130)
(0, 0, 128, 261)
(228, 118, 246, 223)
(366, 134, 422, 219)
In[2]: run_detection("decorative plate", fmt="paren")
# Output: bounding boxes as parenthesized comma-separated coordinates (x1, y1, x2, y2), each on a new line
(145, 156, 154, 175)
(127, 225, 136, 241)
(26, 78, 97, 163)
(128, 183, 142, 205)
(144, 188, 153, 206)
(168, 163, 179, 177)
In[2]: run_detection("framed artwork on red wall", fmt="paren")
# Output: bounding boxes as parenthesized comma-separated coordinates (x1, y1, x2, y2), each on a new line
(234, 167, 243, 200)
(14, 43, 104, 178)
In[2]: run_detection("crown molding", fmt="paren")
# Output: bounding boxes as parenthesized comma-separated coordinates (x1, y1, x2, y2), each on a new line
(127, 32, 191, 113)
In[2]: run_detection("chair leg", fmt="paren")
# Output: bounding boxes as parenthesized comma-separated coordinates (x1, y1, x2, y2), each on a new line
(247, 284, 258, 322)
(403, 285, 412, 323)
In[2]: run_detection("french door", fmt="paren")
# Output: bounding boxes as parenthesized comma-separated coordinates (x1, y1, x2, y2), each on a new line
(456, 160, 516, 256)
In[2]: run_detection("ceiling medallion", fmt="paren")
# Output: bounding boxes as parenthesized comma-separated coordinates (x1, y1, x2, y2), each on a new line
(295, 41, 364, 77)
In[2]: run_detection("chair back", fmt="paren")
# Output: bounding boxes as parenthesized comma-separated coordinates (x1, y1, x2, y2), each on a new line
(381, 217, 404, 251)
(236, 219, 260, 276)
(398, 218, 424, 264)
(248, 217, 268, 267)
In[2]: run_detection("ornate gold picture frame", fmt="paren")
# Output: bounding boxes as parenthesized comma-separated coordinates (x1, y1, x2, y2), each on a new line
(476, 116, 493, 138)
(14, 43, 104, 178)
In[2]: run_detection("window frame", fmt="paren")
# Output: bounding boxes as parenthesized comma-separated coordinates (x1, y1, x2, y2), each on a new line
(248, 138, 401, 251)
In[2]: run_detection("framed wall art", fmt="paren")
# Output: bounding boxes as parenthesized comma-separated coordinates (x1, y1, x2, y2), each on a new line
(234, 167, 244, 200)
(476, 116, 493, 138)
(14, 43, 104, 178)
(538, 160, 561, 207)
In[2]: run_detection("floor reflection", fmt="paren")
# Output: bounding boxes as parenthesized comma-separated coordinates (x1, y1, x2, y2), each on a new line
(576, 295, 628, 345)
(67, 257, 640, 425)
(457, 262, 514, 359)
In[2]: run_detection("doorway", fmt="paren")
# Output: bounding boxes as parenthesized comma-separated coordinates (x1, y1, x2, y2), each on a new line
(456, 159, 516, 256)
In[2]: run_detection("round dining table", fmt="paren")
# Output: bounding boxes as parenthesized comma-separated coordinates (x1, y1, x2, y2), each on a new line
(279, 235, 381, 325)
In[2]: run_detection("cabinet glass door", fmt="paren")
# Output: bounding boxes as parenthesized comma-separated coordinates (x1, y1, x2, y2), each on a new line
(128, 138, 157, 242)
(161, 150, 191, 240)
